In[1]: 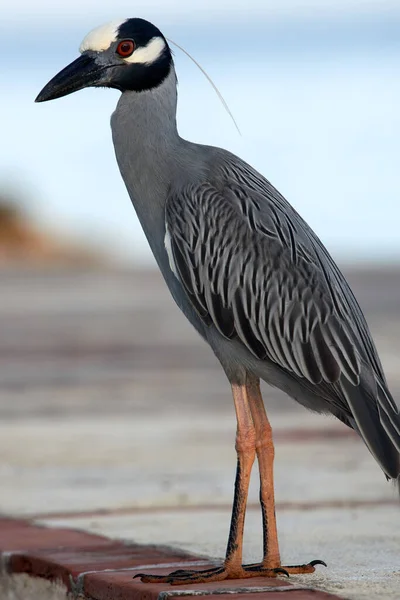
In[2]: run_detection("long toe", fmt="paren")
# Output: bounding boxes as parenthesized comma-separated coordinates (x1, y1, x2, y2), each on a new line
(135, 564, 278, 585)
(134, 566, 227, 585)
(274, 560, 327, 576)
(243, 564, 285, 576)
(244, 559, 327, 577)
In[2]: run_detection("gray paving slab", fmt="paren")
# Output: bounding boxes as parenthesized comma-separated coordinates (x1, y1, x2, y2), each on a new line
(0, 413, 394, 516)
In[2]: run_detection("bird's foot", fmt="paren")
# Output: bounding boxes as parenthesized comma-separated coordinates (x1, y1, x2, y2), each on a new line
(134, 564, 278, 585)
(244, 559, 327, 576)
(134, 559, 326, 585)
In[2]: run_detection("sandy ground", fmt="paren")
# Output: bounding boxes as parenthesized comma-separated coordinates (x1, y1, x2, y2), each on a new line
(0, 266, 399, 599)
(0, 574, 69, 600)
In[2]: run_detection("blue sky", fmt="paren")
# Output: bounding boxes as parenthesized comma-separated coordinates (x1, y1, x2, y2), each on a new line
(1, 1, 400, 264)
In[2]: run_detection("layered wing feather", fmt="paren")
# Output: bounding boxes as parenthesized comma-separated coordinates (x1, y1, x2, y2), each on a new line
(166, 178, 361, 386)
(165, 156, 400, 479)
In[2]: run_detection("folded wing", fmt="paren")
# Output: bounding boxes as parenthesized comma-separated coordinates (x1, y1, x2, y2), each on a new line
(165, 161, 400, 480)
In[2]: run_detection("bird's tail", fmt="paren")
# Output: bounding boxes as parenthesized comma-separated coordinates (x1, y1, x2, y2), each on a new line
(341, 368, 400, 484)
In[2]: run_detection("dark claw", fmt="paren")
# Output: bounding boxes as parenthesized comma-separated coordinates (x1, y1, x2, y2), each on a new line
(274, 567, 290, 577)
(133, 574, 144, 579)
(309, 560, 327, 568)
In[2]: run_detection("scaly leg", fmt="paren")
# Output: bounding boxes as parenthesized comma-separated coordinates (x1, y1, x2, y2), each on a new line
(135, 377, 325, 585)
(244, 376, 326, 576)
(135, 381, 282, 585)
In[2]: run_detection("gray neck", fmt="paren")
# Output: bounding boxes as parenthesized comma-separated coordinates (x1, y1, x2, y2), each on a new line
(111, 65, 181, 207)
(110, 64, 210, 274)
(110, 65, 189, 264)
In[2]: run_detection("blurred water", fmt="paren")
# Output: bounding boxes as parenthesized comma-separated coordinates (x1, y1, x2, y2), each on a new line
(2, 11, 400, 263)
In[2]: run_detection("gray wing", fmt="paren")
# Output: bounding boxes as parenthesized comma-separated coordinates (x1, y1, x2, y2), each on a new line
(166, 157, 400, 479)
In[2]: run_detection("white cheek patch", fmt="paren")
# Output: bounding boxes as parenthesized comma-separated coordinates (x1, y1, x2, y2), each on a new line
(124, 36, 166, 65)
(79, 20, 126, 53)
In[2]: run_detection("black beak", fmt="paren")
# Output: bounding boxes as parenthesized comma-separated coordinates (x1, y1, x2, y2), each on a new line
(35, 54, 109, 102)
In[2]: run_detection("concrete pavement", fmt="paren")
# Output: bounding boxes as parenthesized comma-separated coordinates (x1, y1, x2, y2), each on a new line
(0, 267, 399, 599)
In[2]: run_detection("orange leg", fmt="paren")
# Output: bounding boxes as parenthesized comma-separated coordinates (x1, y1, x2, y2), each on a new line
(245, 376, 326, 575)
(247, 375, 281, 568)
(223, 381, 257, 575)
(135, 376, 325, 585)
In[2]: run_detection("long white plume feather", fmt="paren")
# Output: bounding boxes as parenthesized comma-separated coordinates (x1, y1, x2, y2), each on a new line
(167, 38, 241, 136)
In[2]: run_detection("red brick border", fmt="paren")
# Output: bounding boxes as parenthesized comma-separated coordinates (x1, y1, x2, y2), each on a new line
(0, 518, 343, 599)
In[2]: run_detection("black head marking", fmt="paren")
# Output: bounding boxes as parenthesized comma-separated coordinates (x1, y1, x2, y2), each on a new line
(109, 18, 173, 93)
(117, 18, 166, 49)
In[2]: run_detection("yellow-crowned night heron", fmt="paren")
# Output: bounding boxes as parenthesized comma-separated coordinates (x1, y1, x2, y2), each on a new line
(36, 18, 400, 585)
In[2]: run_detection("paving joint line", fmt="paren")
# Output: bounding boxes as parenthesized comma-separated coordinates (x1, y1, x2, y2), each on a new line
(157, 586, 318, 598)
(30, 497, 398, 521)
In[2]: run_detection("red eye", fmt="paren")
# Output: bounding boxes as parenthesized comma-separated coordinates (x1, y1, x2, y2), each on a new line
(116, 40, 135, 57)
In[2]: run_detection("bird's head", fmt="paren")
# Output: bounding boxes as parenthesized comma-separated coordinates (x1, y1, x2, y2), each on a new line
(35, 18, 173, 102)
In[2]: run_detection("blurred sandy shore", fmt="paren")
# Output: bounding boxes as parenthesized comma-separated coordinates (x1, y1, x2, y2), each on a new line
(0, 265, 398, 420)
